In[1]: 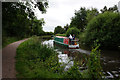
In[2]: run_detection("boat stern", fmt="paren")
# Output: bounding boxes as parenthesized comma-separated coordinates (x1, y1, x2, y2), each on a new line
(69, 44, 79, 49)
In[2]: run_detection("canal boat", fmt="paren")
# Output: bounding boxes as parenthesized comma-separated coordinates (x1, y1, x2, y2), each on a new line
(54, 36, 79, 49)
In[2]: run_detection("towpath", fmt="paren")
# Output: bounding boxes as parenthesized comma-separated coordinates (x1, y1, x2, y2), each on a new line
(2, 38, 28, 78)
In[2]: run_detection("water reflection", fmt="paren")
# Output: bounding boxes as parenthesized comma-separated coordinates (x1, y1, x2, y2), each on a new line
(42, 39, 120, 78)
(42, 39, 88, 71)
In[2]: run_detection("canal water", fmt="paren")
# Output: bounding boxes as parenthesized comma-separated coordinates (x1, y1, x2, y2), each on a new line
(42, 39, 120, 78)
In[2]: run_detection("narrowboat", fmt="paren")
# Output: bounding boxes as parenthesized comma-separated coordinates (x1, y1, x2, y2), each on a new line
(54, 36, 79, 49)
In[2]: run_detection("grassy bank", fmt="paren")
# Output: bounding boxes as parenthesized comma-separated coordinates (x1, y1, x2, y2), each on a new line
(2, 35, 52, 48)
(16, 37, 64, 78)
(2, 36, 22, 48)
(40, 35, 52, 39)
(16, 36, 103, 78)
(16, 36, 84, 78)
(56, 34, 66, 37)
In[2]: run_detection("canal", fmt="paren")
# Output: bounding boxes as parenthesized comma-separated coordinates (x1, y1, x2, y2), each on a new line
(42, 39, 120, 78)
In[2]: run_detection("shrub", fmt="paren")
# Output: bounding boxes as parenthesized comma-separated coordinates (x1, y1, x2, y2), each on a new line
(66, 27, 80, 38)
(84, 12, 120, 48)
(16, 37, 62, 78)
(87, 45, 103, 78)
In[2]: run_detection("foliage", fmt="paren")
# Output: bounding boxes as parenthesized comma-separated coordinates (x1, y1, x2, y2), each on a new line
(43, 31, 54, 35)
(56, 34, 66, 37)
(87, 44, 103, 78)
(2, 37, 21, 48)
(84, 12, 120, 48)
(70, 7, 88, 31)
(35, 1, 49, 13)
(86, 8, 99, 23)
(100, 5, 118, 13)
(16, 37, 104, 78)
(16, 37, 84, 78)
(66, 27, 80, 38)
(3, 2, 30, 37)
(2, 1, 48, 47)
(54, 26, 65, 34)
(63, 24, 69, 32)
(16, 37, 63, 78)
(2, 1, 48, 37)
(30, 18, 45, 36)
(64, 63, 82, 78)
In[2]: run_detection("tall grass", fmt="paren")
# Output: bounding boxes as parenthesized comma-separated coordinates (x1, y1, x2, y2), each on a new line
(16, 36, 103, 78)
(87, 46, 103, 78)
(2, 37, 21, 48)
(16, 37, 64, 78)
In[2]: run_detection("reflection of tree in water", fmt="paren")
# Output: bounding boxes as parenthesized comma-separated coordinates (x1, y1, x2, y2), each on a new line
(71, 52, 89, 68)
(54, 41, 89, 70)
(62, 49, 89, 70)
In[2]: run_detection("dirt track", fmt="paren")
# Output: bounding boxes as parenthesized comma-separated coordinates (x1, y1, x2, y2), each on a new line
(2, 38, 28, 78)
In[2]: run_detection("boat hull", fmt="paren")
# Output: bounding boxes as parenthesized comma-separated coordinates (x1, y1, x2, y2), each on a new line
(54, 36, 79, 49)
(69, 44, 79, 49)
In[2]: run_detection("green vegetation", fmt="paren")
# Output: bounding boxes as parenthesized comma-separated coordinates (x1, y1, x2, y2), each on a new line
(56, 34, 66, 37)
(16, 37, 103, 78)
(40, 35, 52, 40)
(16, 37, 83, 78)
(66, 27, 80, 38)
(80, 45, 103, 78)
(43, 31, 54, 35)
(86, 8, 99, 23)
(16, 37, 63, 78)
(54, 26, 65, 34)
(87, 44, 103, 78)
(59, 5, 120, 49)
(69, 7, 88, 32)
(2, 37, 22, 48)
(100, 5, 118, 13)
(2, 1, 49, 47)
(84, 12, 120, 48)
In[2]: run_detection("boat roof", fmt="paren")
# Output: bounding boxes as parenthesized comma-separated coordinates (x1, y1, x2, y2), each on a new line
(55, 36, 68, 39)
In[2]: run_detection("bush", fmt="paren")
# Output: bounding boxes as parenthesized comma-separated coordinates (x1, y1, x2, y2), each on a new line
(66, 27, 80, 38)
(16, 37, 63, 78)
(84, 12, 120, 48)
(87, 45, 103, 78)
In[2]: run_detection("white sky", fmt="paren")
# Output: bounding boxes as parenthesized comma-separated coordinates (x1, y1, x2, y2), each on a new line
(35, 0, 119, 32)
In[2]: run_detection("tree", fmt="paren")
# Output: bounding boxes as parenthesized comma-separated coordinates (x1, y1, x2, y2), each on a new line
(54, 26, 65, 34)
(2, 1, 48, 38)
(69, 7, 88, 32)
(66, 27, 80, 38)
(63, 24, 69, 32)
(31, 18, 45, 36)
(84, 12, 120, 48)
(100, 6, 108, 13)
(100, 5, 118, 13)
(86, 8, 99, 23)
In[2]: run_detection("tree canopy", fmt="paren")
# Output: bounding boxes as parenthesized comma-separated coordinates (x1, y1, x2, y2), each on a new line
(84, 12, 120, 48)
(69, 7, 88, 32)
(66, 27, 80, 38)
(100, 5, 118, 13)
(54, 26, 65, 34)
(2, 1, 48, 38)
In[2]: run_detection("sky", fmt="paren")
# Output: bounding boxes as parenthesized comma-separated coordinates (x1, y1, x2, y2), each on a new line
(35, 0, 120, 32)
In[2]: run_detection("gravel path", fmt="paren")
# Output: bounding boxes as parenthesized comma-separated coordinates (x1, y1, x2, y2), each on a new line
(2, 38, 28, 78)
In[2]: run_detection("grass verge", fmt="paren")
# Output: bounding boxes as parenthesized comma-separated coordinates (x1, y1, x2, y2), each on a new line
(56, 34, 66, 37)
(16, 36, 103, 78)
(16, 37, 64, 78)
(2, 36, 22, 48)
